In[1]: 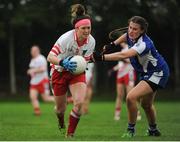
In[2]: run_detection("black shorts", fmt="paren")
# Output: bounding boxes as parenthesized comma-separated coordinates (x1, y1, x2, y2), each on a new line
(144, 80, 160, 92)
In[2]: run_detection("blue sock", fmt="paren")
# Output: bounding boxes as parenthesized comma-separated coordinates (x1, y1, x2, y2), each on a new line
(128, 123, 135, 132)
(149, 123, 157, 131)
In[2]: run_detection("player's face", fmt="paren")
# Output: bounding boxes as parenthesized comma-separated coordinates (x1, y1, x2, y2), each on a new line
(128, 21, 144, 41)
(76, 25, 91, 40)
(31, 46, 40, 58)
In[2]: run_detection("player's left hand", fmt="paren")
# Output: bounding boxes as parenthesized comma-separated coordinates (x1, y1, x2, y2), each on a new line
(59, 56, 77, 72)
(27, 69, 35, 77)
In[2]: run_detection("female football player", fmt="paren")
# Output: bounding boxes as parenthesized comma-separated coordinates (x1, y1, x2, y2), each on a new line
(66, 63, 95, 115)
(108, 43, 141, 121)
(92, 16, 169, 137)
(81, 63, 95, 114)
(47, 4, 95, 137)
(27, 45, 54, 116)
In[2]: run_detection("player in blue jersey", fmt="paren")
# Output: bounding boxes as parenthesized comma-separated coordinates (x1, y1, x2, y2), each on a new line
(92, 16, 169, 137)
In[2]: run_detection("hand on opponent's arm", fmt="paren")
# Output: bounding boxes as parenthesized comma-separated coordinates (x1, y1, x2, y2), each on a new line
(101, 35, 127, 54)
(101, 42, 117, 54)
(90, 42, 117, 62)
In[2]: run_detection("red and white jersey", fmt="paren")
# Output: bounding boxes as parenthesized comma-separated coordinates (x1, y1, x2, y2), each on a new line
(117, 61, 134, 78)
(29, 54, 48, 85)
(117, 47, 134, 78)
(49, 29, 95, 75)
(85, 63, 94, 84)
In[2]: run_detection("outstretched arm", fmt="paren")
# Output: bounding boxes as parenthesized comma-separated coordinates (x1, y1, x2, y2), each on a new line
(104, 48, 137, 61)
(92, 48, 137, 62)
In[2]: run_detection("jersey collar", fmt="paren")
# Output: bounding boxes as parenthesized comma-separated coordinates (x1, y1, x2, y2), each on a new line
(74, 31, 89, 47)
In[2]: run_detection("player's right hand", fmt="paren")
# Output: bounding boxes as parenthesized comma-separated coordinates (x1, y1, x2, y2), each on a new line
(59, 56, 77, 72)
(91, 51, 104, 62)
(101, 42, 116, 54)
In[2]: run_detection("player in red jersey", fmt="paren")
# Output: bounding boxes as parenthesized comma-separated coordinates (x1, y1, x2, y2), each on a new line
(27, 45, 54, 116)
(47, 4, 95, 137)
(81, 63, 95, 114)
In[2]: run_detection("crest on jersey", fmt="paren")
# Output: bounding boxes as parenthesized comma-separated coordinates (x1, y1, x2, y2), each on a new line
(82, 50, 87, 55)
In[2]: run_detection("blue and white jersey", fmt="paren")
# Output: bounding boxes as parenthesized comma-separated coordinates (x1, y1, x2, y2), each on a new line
(127, 34, 169, 88)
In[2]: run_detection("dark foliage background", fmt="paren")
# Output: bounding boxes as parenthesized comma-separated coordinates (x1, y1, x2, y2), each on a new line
(0, 0, 179, 97)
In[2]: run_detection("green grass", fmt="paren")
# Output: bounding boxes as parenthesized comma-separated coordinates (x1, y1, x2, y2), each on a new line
(0, 101, 180, 141)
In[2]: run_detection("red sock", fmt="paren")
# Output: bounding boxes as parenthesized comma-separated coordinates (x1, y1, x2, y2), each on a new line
(115, 107, 121, 111)
(67, 110, 80, 136)
(34, 107, 41, 115)
(115, 107, 121, 116)
(57, 113, 65, 128)
(67, 96, 73, 104)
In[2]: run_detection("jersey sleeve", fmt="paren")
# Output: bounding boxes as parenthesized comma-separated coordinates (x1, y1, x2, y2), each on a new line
(49, 36, 67, 56)
(131, 42, 150, 56)
(49, 41, 61, 56)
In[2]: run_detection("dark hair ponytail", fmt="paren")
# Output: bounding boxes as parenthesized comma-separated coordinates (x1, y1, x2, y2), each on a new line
(71, 4, 91, 27)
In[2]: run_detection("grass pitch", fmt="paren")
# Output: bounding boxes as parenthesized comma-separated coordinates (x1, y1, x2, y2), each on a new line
(0, 100, 180, 141)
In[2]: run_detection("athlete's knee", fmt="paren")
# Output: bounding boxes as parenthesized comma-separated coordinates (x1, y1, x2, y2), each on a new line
(85, 94, 91, 100)
(74, 101, 83, 109)
(42, 95, 51, 102)
(30, 93, 37, 101)
(117, 90, 123, 98)
(73, 101, 83, 114)
(55, 107, 65, 116)
(42, 96, 48, 102)
(74, 96, 84, 104)
(55, 104, 66, 113)
(126, 93, 137, 104)
(141, 102, 152, 111)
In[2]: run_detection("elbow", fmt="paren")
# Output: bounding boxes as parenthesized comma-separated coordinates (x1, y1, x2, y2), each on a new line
(47, 53, 58, 65)
(47, 54, 51, 62)
(120, 52, 130, 59)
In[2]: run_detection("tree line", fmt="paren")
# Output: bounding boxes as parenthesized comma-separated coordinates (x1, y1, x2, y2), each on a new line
(0, 0, 179, 94)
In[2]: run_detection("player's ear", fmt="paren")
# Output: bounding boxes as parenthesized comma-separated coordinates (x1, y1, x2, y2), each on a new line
(140, 28, 144, 34)
(75, 27, 79, 32)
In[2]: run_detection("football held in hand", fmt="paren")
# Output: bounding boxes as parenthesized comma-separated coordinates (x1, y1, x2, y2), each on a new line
(70, 55, 87, 75)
